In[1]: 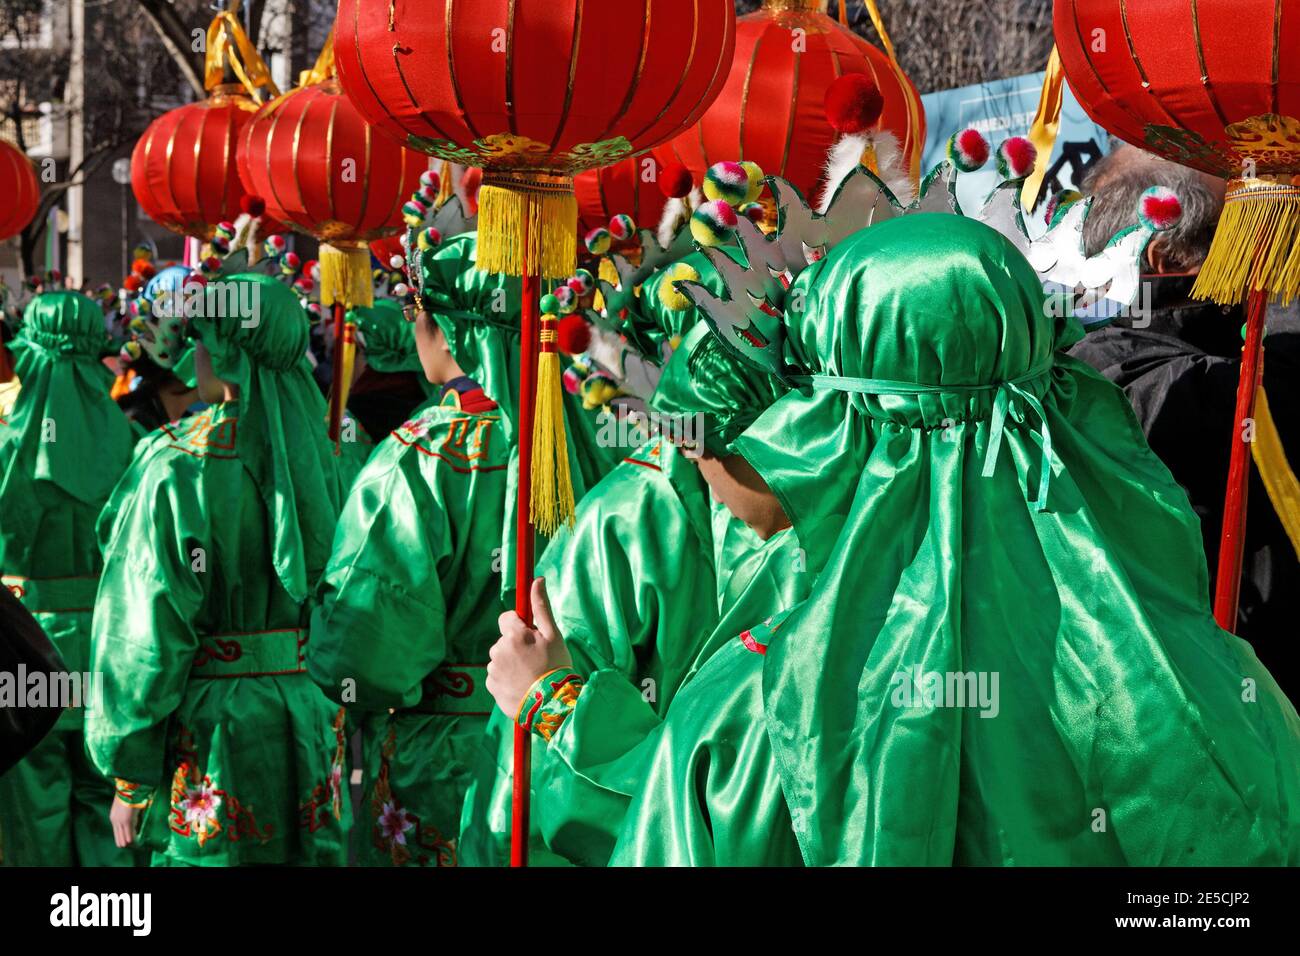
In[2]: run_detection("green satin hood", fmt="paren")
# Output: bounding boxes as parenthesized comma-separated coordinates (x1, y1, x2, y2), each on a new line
(186, 273, 341, 603)
(650, 322, 787, 456)
(2, 291, 133, 512)
(349, 299, 421, 376)
(732, 214, 1300, 866)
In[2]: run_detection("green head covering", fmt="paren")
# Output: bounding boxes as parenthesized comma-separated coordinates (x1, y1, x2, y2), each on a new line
(649, 322, 786, 457)
(348, 299, 423, 378)
(188, 273, 341, 602)
(733, 214, 1300, 866)
(1, 293, 134, 541)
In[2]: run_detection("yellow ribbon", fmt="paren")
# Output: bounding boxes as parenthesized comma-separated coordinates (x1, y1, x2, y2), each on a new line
(299, 27, 337, 87)
(859, 0, 897, 62)
(204, 0, 280, 101)
(1021, 44, 1065, 215)
(855, 1, 921, 182)
(1253, 384, 1300, 562)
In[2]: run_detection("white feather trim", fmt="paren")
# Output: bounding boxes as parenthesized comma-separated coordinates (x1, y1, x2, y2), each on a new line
(818, 131, 911, 213)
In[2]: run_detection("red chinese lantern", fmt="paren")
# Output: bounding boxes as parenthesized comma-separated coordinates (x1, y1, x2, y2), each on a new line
(0, 137, 39, 241)
(574, 156, 670, 242)
(655, 0, 926, 206)
(238, 34, 427, 442)
(131, 7, 280, 240)
(1055, 0, 1300, 630)
(335, 0, 736, 867)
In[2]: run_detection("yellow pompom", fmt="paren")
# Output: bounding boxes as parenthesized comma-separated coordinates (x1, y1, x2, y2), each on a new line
(739, 161, 765, 204)
(657, 263, 701, 312)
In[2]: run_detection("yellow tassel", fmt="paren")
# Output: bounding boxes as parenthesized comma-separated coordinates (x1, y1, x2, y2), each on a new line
(531, 316, 576, 535)
(475, 172, 576, 279)
(319, 242, 374, 309)
(1192, 178, 1300, 306)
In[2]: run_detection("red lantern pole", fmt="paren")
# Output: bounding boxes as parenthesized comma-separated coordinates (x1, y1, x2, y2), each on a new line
(328, 302, 346, 444)
(1213, 288, 1268, 631)
(511, 210, 539, 867)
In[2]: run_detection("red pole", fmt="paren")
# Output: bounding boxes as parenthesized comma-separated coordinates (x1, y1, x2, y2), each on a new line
(511, 208, 538, 867)
(1213, 287, 1268, 631)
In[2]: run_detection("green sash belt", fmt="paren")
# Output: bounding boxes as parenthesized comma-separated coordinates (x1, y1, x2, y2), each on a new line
(2, 574, 98, 614)
(402, 663, 493, 717)
(190, 628, 307, 680)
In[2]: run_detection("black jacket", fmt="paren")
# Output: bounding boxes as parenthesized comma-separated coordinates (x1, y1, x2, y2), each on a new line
(1071, 274, 1300, 700)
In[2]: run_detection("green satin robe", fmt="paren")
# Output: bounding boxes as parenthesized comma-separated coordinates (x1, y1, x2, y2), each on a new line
(309, 399, 510, 866)
(86, 403, 350, 866)
(458, 438, 809, 866)
(0, 292, 138, 866)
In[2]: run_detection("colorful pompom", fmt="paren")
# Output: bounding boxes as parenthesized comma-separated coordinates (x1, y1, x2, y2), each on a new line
(568, 269, 595, 296)
(263, 234, 287, 257)
(131, 257, 154, 277)
(995, 136, 1037, 181)
(703, 161, 750, 205)
(658, 161, 694, 199)
(122, 275, 142, 293)
(824, 73, 884, 135)
(657, 263, 701, 312)
(552, 286, 577, 313)
(540, 293, 561, 315)
(402, 198, 429, 227)
(1138, 185, 1182, 232)
(240, 194, 266, 217)
(739, 202, 766, 224)
(215, 221, 237, 241)
(282, 251, 301, 273)
(417, 227, 443, 250)
(609, 214, 637, 242)
(946, 129, 990, 173)
(585, 227, 612, 256)
(419, 169, 441, 192)
(210, 236, 231, 256)
(690, 200, 738, 247)
(1044, 189, 1083, 226)
(739, 161, 765, 204)
(580, 372, 621, 411)
(562, 366, 583, 395)
(556, 314, 591, 356)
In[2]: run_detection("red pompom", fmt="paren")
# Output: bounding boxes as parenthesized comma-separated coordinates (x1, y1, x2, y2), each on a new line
(659, 161, 694, 199)
(122, 275, 142, 292)
(556, 313, 591, 356)
(824, 73, 884, 135)
(131, 257, 153, 277)
(240, 194, 267, 217)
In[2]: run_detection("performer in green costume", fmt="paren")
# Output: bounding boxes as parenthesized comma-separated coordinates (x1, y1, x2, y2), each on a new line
(0, 291, 137, 866)
(607, 214, 1300, 866)
(472, 266, 807, 867)
(87, 274, 352, 866)
(308, 219, 619, 866)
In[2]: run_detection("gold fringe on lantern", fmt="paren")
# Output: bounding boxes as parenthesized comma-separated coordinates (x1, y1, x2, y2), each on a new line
(476, 171, 577, 279)
(531, 316, 576, 535)
(319, 242, 374, 309)
(1192, 177, 1300, 305)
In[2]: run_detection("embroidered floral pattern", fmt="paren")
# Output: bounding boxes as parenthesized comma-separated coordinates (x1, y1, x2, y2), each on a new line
(168, 725, 273, 847)
(369, 726, 457, 867)
(300, 708, 348, 833)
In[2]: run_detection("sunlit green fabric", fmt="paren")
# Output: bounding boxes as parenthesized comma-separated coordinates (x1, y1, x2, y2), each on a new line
(86, 275, 352, 866)
(0, 291, 137, 866)
(458, 320, 805, 867)
(651, 322, 787, 456)
(309, 400, 510, 866)
(613, 215, 1300, 866)
(419, 233, 621, 604)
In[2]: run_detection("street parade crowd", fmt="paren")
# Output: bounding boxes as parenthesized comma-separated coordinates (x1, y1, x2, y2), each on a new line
(1, 0, 1299, 870)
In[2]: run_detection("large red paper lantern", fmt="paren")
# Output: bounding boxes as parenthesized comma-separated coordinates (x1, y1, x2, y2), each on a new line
(238, 78, 426, 250)
(131, 87, 274, 241)
(1055, 0, 1300, 181)
(574, 156, 670, 240)
(0, 138, 39, 241)
(655, 0, 925, 206)
(334, 0, 736, 278)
